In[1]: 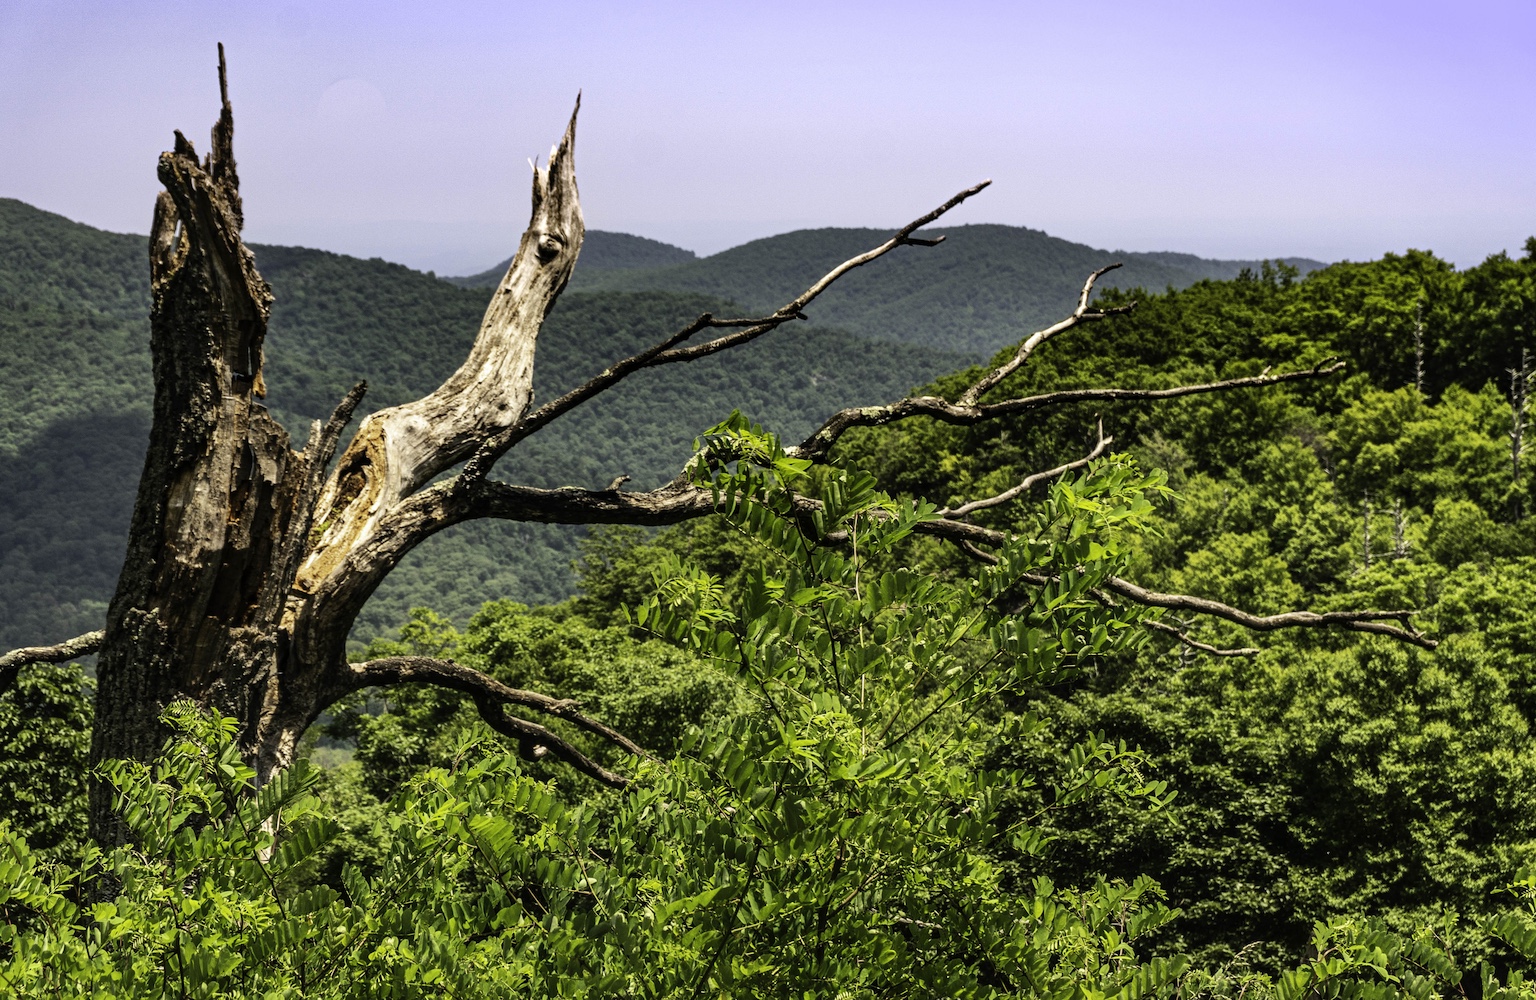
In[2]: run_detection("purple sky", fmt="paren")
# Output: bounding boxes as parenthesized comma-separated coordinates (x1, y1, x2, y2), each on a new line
(3, 1, 1533, 274)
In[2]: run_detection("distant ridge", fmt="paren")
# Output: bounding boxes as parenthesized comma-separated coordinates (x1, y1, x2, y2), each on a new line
(445, 230, 696, 288)
(455, 224, 1327, 355)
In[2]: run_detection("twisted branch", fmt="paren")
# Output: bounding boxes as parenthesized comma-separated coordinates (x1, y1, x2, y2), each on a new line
(348, 655, 643, 787)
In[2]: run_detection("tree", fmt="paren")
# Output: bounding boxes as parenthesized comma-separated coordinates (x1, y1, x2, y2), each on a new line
(0, 49, 1431, 847)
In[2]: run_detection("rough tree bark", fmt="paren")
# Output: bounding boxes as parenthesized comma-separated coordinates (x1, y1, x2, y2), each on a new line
(3, 51, 1435, 847)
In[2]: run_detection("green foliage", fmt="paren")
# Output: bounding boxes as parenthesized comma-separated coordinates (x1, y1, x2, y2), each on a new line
(812, 240, 1536, 973)
(0, 434, 1204, 996)
(16, 415, 1536, 994)
(0, 703, 342, 997)
(0, 663, 91, 859)
(16, 195, 1536, 992)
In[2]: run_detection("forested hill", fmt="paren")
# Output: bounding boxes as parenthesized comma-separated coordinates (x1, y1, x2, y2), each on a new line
(0, 198, 963, 648)
(454, 223, 1325, 354)
(444, 229, 697, 287)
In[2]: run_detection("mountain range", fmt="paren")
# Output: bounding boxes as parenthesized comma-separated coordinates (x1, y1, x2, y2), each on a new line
(454, 226, 1324, 355)
(0, 195, 1323, 649)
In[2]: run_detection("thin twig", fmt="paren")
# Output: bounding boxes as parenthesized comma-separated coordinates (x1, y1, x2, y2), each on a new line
(792, 362, 1345, 463)
(1142, 619, 1260, 657)
(940, 421, 1111, 518)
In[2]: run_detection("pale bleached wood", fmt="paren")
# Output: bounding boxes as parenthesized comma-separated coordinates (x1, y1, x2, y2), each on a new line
(294, 102, 585, 596)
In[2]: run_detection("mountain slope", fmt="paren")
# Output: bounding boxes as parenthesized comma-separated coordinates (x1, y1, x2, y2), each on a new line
(488, 224, 1322, 355)
(0, 200, 962, 647)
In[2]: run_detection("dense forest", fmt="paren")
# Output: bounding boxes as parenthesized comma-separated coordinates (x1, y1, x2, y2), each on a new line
(7, 188, 1536, 994)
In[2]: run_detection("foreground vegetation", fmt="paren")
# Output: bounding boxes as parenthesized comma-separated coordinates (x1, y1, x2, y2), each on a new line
(6, 222, 1536, 993)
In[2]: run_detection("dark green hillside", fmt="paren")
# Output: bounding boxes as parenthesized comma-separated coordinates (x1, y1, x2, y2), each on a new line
(444, 229, 696, 289)
(0, 199, 151, 455)
(466, 223, 1324, 355)
(0, 201, 962, 647)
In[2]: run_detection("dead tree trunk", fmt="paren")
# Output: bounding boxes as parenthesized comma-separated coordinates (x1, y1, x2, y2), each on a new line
(89, 49, 360, 840)
(88, 49, 589, 840)
(1413, 300, 1426, 395)
(2, 50, 1436, 848)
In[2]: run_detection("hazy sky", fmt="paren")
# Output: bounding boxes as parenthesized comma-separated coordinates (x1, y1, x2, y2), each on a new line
(2, 1, 1533, 274)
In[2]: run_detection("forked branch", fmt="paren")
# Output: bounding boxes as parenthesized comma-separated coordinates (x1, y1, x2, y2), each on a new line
(295, 101, 586, 597)
(959, 263, 1132, 407)
(349, 656, 643, 786)
(970, 553, 1434, 648)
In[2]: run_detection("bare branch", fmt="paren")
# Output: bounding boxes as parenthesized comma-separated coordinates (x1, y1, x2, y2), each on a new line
(349, 656, 643, 787)
(1, 630, 104, 692)
(890, 516, 1436, 648)
(792, 362, 1345, 464)
(1143, 619, 1259, 657)
(457, 180, 993, 483)
(278, 381, 368, 576)
(473, 696, 628, 787)
(1095, 575, 1435, 649)
(302, 381, 368, 469)
(939, 421, 1112, 518)
(957, 263, 1130, 407)
(649, 180, 994, 366)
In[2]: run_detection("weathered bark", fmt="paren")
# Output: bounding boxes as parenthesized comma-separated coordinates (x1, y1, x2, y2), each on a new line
(90, 47, 331, 841)
(293, 104, 583, 606)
